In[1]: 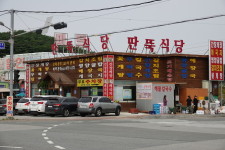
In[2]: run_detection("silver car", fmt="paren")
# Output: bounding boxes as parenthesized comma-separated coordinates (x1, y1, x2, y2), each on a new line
(77, 96, 121, 117)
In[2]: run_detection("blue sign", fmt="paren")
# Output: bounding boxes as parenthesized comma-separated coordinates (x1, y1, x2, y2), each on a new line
(0, 42, 5, 49)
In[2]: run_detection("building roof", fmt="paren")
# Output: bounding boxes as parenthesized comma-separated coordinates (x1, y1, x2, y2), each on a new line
(43, 72, 75, 86)
(24, 51, 208, 64)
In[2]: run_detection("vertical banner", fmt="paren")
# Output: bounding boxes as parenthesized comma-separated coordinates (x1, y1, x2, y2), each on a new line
(6, 96, 13, 117)
(103, 56, 108, 97)
(209, 40, 224, 81)
(25, 64, 30, 98)
(103, 55, 114, 100)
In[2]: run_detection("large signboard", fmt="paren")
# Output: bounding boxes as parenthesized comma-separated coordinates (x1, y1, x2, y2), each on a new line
(209, 40, 224, 81)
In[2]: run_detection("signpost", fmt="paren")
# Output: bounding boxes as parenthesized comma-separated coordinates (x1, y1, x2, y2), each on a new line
(0, 42, 5, 49)
(6, 96, 13, 117)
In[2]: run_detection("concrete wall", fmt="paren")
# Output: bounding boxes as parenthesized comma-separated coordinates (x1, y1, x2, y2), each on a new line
(137, 83, 175, 112)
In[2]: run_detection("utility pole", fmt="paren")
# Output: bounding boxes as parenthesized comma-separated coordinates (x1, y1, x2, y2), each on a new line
(9, 9, 15, 97)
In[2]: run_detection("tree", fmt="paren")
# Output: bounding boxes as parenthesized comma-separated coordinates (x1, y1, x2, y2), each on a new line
(0, 30, 96, 58)
(0, 30, 54, 58)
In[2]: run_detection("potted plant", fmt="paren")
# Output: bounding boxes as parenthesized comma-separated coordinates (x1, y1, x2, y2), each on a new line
(181, 106, 187, 114)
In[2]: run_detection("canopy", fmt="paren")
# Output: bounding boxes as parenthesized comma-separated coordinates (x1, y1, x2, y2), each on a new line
(0, 88, 10, 92)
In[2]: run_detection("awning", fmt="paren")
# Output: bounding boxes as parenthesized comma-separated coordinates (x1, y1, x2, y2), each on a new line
(16, 93, 25, 97)
(0, 88, 10, 92)
(41, 72, 75, 86)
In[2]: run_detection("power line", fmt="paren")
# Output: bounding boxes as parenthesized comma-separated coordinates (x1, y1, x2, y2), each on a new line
(0, 12, 9, 17)
(74, 14, 225, 39)
(67, 0, 170, 23)
(13, 0, 165, 13)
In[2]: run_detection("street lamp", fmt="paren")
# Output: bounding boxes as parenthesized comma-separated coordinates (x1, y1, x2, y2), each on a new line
(0, 21, 11, 31)
(1, 10, 67, 99)
(0, 10, 15, 98)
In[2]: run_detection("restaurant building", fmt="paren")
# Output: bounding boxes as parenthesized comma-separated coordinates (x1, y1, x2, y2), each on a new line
(25, 51, 215, 112)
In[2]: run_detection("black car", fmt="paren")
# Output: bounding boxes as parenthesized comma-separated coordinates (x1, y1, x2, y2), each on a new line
(0, 98, 20, 115)
(45, 97, 79, 117)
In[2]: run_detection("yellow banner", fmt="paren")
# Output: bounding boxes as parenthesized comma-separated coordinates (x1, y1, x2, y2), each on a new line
(77, 78, 104, 87)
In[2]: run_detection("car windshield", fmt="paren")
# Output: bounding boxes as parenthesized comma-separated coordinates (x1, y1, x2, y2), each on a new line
(18, 98, 29, 103)
(30, 97, 59, 101)
(79, 97, 92, 103)
(0, 100, 6, 104)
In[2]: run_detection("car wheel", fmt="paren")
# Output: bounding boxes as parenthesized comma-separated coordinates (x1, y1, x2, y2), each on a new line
(80, 113, 86, 117)
(115, 107, 121, 116)
(95, 108, 102, 117)
(63, 109, 70, 117)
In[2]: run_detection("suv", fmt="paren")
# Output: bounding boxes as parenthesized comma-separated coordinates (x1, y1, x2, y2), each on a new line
(15, 98, 31, 115)
(29, 95, 62, 115)
(77, 96, 121, 117)
(45, 97, 79, 117)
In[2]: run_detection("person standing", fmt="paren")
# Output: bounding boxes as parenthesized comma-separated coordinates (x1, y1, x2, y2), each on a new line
(193, 96, 199, 113)
(163, 95, 167, 106)
(186, 96, 192, 113)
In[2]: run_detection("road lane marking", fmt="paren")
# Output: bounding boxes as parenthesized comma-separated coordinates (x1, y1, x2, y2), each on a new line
(47, 141, 54, 144)
(42, 133, 46, 136)
(42, 122, 71, 149)
(55, 145, 66, 149)
(0, 146, 23, 149)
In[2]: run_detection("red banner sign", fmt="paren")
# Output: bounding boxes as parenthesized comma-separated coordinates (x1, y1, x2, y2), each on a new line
(103, 55, 114, 100)
(209, 40, 224, 81)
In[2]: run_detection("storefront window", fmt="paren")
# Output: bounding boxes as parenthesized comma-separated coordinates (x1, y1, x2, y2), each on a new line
(123, 86, 136, 101)
(81, 87, 103, 97)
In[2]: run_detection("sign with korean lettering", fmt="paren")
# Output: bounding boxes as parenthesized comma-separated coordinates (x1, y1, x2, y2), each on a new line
(136, 83, 152, 100)
(25, 64, 30, 98)
(0, 42, 5, 49)
(75, 34, 87, 47)
(5, 57, 25, 70)
(77, 78, 103, 87)
(209, 40, 224, 81)
(115, 56, 163, 80)
(103, 55, 114, 100)
(6, 96, 13, 117)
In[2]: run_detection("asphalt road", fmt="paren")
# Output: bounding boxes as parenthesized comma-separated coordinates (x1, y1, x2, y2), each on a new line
(0, 114, 225, 150)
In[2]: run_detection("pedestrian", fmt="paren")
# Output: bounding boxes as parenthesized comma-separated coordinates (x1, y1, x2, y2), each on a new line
(193, 96, 199, 113)
(186, 96, 192, 113)
(163, 95, 167, 106)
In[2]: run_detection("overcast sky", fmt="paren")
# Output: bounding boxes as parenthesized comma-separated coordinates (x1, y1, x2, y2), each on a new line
(0, 0, 225, 55)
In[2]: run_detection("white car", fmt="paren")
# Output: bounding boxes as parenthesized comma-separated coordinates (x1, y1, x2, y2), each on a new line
(29, 95, 62, 115)
(15, 98, 31, 115)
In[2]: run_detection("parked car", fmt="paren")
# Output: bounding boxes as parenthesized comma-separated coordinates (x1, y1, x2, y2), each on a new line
(15, 98, 31, 115)
(0, 99, 7, 115)
(77, 96, 121, 117)
(0, 98, 20, 115)
(29, 95, 62, 115)
(45, 97, 79, 117)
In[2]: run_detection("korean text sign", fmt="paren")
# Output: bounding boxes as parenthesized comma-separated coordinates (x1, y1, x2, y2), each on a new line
(209, 40, 224, 81)
(6, 96, 13, 117)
